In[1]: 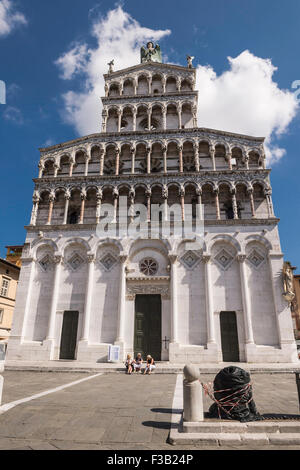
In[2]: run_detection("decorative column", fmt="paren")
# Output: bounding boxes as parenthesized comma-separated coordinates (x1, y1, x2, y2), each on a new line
(163, 145, 167, 173)
(238, 254, 255, 346)
(162, 75, 166, 94)
(178, 145, 183, 173)
(117, 108, 122, 133)
(248, 188, 256, 218)
(129, 187, 135, 224)
(38, 162, 44, 178)
(115, 147, 120, 176)
(196, 186, 203, 220)
(231, 188, 238, 219)
(133, 77, 138, 95)
(46, 193, 55, 225)
(131, 147, 136, 174)
(226, 152, 232, 170)
(132, 108, 137, 131)
(180, 185, 185, 222)
(147, 75, 152, 94)
(210, 146, 216, 171)
(147, 147, 151, 174)
(79, 189, 86, 224)
(169, 253, 179, 344)
(81, 254, 96, 342)
(176, 77, 181, 92)
(45, 254, 63, 342)
(96, 188, 103, 224)
(115, 253, 128, 345)
(162, 185, 168, 222)
(202, 255, 216, 345)
(102, 108, 108, 132)
(53, 163, 59, 178)
(244, 154, 249, 170)
(265, 189, 275, 217)
(162, 106, 167, 130)
(99, 148, 105, 175)
(69, 160, 75, 177)
(84, 156, 90, 176)
(146, 186, 151, 222)
(214, 188, 220, 220)
(192, 104, 198, 127)
(177, 104, 182, 129)
(30, 193, 40, 226)
(147, 107, 152, 130)
(113, 188, 119, 223)
(194, 145, 200, 172)
(63, 190, 71, 225)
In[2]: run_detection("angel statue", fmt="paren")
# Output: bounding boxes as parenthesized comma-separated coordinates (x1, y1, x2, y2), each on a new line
(140, 42, 162, 63)
(107, 59, 114, 74)
(187, 55, 194, 68)
(282, 261, 295, 305)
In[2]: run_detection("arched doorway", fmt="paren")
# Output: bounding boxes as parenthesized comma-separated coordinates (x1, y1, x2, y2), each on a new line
(134, 294, 162, 360)
(220, 311, 240, 362)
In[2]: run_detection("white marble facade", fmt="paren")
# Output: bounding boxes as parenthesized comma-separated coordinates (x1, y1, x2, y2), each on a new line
(7, 58, 298, 364)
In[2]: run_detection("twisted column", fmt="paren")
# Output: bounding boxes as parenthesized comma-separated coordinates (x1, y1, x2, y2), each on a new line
(214, 188, 220, 220)
(131, 147, 136, 174)
(79, 190, 86, 224)
(248, 188, 256, 218)
(210, 146, 216, 171)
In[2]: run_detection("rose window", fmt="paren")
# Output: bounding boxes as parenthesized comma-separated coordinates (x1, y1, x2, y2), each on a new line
(139, 258, 158, 276)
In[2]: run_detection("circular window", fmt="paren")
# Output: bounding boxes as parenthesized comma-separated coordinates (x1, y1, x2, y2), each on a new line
(140, 258, 158, 276)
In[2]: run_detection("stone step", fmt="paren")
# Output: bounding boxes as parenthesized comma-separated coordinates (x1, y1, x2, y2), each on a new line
(169, 430, 300, 447)
(182, 420, 300, 434)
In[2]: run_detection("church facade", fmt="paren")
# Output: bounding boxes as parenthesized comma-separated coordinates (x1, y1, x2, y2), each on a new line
(7, 47, 298, 364)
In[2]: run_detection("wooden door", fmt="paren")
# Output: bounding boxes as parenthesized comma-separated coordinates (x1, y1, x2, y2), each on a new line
(220, 311, 240, 362)
(59, 311, 79, 360)
(134, 295, 161, 361)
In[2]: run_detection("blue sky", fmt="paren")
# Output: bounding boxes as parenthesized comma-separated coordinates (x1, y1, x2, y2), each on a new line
(0, 0, 299, 270)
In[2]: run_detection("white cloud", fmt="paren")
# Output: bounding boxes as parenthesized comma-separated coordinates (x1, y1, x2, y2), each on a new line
(55, 5, 171, 135)
(196, 50, 298, 163)
(0, 0, 27, 37)
(3, 105, 24, 124)
(55, 7, 298, 165)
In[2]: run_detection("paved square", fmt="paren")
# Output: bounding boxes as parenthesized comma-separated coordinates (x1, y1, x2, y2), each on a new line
(0, 371, 299, 450)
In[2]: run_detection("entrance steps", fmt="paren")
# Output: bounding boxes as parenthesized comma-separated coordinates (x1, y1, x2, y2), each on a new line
(169, 419, 300, 446)
(3, 360, 300, 374)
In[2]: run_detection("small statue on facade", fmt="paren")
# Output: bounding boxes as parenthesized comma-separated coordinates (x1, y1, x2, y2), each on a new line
(187, 55, 194, 68)
(107, 59, 114, 74)
(282, 261, 295, 304)
(141, 42, 162, 63)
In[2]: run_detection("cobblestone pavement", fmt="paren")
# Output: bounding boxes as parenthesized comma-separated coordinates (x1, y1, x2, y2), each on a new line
(0, 371, 299, 450)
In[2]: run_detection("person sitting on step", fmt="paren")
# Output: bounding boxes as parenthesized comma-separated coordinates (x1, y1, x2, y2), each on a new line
(144, 355, 156, 375)
(125, 354, 134, 375)
(133, 353, 143, 373)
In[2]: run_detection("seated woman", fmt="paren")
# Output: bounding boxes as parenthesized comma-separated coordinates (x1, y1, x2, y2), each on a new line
(125, 354, 134, 375)
(144, 355, 156, 375)
(133, 353, 143, 373)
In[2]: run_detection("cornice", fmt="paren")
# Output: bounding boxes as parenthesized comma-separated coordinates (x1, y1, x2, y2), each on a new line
(103, 62, 197, 79)
(39, 127, 265, 154)
(25, 218, 280, 233)
(33, 169, 271, 185)
(101, 91, 198, 103)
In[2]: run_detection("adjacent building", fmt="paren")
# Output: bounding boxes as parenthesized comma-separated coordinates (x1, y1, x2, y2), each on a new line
(0, 254, 21, 344)
(7, 44, 298, 364)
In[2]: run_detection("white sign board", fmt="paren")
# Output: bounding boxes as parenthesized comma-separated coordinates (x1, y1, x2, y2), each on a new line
(108, 345, 120, 363)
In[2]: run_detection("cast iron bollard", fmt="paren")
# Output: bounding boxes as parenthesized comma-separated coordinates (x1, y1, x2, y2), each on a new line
(183, 364, 203, 422)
